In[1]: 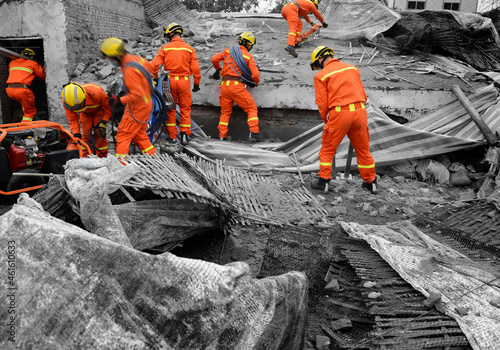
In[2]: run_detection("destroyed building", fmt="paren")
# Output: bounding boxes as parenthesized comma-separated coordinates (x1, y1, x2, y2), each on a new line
(1, 0, 500, 349)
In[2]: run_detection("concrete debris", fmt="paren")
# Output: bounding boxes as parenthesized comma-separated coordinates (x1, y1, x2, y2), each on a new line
(330, 319, 353, 331)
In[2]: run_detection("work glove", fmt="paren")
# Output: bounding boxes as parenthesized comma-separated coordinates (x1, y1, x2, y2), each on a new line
(73, 133, 82, 139)
(192, 84, 200, 92)
(108, 94, 122, 107)
(310, 22, 315, 26)
(211, 69, 221, 80)
(153, 78, 158, 87)
(322, 22, 328, 29)
(97, 120, 107, 138)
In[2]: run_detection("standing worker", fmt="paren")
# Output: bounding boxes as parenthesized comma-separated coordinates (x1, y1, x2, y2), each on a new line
(281, 0, 328, 58)
(152, 22, 201, 146)
(310, 46, 377, 194)
(6, 48, 46, 123)
(100, 37, 156, 157)
(61, 82, 111, 157)
(210, 32, 264, 141)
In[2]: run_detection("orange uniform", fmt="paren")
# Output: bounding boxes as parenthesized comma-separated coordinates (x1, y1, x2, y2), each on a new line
(6, 57, 46, 122)
(281, 0, 325, 46)
(211, 46, 260, 139)
(63, 84, 111, 157)
(314, 59, 376, 183)
(115, 54, 156, 157)
(152, 37, 201, 139)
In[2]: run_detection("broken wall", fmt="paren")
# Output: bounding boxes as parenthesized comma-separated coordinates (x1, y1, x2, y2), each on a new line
(0, 0, 68, 124)
(0, 0, 150, 124)
(64, 0, 150, 74)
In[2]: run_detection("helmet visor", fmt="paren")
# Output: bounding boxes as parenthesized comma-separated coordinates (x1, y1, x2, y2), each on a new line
(63, 101, 84, 111)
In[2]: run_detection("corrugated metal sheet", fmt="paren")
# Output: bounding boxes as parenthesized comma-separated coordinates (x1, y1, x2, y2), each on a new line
(143, 0, 193, 27)
(274, 84, 500, 173)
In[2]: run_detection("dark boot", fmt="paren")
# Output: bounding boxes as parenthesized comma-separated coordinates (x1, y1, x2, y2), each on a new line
(285, 45, 298, 57)
(311, 177, 330, 192)
(249, 132, 265, 141)
(361, 178, 378, 194)
(294, 42, 302, 48)
(180, 132, 189, 146)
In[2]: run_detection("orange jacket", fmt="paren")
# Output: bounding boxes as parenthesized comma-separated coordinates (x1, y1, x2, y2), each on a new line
(283, 0, 324, 24)
(152, 38, 201, 84)
(314, 59, 367, 122)
(63, 83, 111, 135)
(120, 53, 154, 107)
(6, 58, 46, 85)
(211, 46, 260, 85)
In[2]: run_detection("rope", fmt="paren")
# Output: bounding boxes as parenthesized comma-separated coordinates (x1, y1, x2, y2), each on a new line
(222, 46, 255, 86)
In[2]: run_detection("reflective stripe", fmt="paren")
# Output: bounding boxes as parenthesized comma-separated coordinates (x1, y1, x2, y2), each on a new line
(168, 74, 189, 80)
(321, 66, 358, 81)
(320, 162, 332, 166)
(10, 67, 33, 74)
(143, 95, 151, 103)
(247, 117, 259, 122)
(224, 81, 239, 86)
(358, 163, 375, 169)
(163, 47, 192, 53)
(22, 116, 32, 121)
(116, 153, 127, 157)
(166, 123, 176, 126)
(288, 32, 297, 36)
(242, 55, 250, 60)
(98, 146, 108, 150)
(219, 122, 228, 125)
(74, 104, 99, 113)
(179, 123, 191, 128)
(142, 145, 154, 153)
(333, 102, 365, 112)
(297, 32, 301, 35)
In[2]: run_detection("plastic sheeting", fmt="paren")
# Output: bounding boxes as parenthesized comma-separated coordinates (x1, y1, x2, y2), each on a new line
(0, 194, 308, 350)
(318, 0, 401, 40)
(340, 220, 500, 350)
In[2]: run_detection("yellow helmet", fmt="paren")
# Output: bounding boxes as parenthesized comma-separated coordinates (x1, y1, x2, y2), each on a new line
(21, 48, 36, 59)
(61, 83, 86, 111)
(310, 45, 334, 70)
(238, 31, 256, 47)
(311, 0, 319, 8)
(165, 22, 183, 38)
(100, 38, 126, 59)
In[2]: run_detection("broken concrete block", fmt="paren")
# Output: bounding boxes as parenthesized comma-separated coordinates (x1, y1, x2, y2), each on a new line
(374, 75, 386, 81)
(362, 202, 371, 211)
(423, 292, 445, 313)
(455, 307, 469, 316)
(489, 298, 500, 308)
(367, 291, 381, 299)
(363, 281, 377, 288)
(325, 279, 340, 292)
(393, 176, 405, 183)
(315, 335, 330, 350)
(459, 189, 476, 201)
(73, 62, 86, 76)
(330, 319, 353, 331)
(96, 65, 113, 78)
(138, 35, 152, 44)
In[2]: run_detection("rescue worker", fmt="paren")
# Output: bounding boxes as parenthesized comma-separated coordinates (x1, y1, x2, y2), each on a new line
(6, 48, 46, 123)
(210, 32, 264, 141)
(152, 22, 201, 146)
(61, 82, 111, 157)
(310, 46, 377, 194)
(100, 37, 156, 157)
(281, 0, 328, 58)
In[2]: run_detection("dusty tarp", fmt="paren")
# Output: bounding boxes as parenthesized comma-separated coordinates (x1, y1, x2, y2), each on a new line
(318, 0, 401, 40)
(339, 220, 500, 350)
(0, 194, 308, 350)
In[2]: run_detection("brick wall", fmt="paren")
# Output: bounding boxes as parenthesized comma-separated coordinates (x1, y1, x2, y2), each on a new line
(64, 0, 150, 74)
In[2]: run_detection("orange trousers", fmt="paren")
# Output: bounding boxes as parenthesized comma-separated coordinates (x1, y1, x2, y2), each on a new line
(218, 81, 259, 138)
(166, 77, 192, 139)
(6, 87, 37, 122)
(318, 106, 376, 182)
(79, 111, 108, 158)
(115, 103, 155, 156)
(281, 4, 303, 46)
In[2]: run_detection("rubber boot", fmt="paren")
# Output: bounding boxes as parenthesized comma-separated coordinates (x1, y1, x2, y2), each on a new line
(180, 132, 189, 146)
(311, 177, 330, 192)
(249, 132, 265, 141)
(361, 178, 378, 194)
(285, 45, 298, 57)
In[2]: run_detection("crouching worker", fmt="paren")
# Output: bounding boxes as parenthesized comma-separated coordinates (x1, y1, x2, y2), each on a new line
(210, 32, 264, 141)
(100, 37, 156, 157)
(61, 83, 111, 157)
(310, 46, 377, 194)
